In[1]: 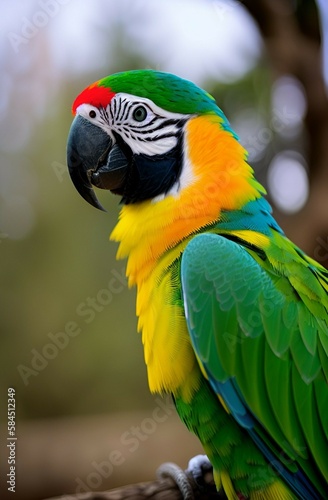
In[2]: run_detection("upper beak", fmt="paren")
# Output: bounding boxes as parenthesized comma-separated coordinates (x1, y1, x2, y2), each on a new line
(66, 115, 128, 210)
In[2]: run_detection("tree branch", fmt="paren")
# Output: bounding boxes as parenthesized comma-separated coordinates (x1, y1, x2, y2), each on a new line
(45, 466, 224, 500)
(241, 0, 328, 258)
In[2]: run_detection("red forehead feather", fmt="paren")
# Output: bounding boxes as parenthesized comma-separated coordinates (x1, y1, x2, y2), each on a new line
(72, 83, 115, 114)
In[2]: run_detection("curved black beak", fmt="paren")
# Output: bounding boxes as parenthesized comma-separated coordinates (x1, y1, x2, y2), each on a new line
(67, 115, 128, 210)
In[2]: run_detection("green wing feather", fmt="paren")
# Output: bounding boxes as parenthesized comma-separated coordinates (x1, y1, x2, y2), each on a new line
(181, 233, 328, 497)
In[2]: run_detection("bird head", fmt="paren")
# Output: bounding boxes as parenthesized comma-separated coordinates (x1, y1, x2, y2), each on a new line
(67, 69, 228, 210)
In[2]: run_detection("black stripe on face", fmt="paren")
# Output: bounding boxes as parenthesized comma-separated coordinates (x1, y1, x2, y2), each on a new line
(128, 116, 158, 130)
(140, 132, 178, 142)
(129, 118, 183, 133)
(119, 99, 130, 121)
(109, 105, 114, 121)
(113, 98, 117, 116)
(101, 108, 109, 121)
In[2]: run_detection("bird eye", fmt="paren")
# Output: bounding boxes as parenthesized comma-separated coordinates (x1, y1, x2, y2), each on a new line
(89, 110, 97, 118)
(132, 106, 147, 122)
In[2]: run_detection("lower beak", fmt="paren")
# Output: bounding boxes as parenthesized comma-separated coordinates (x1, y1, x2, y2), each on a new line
(66, 115, 128, 210)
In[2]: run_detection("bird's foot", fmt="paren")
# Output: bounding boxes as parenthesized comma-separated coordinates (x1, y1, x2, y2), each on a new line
(157, 461, 194, 500)
(187, 454, 216, 492)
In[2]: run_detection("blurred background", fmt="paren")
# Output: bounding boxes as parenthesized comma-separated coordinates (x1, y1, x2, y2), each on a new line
(1, 0, 327, 498)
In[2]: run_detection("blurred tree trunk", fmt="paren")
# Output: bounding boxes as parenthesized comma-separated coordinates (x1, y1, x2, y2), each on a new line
(241, 0, 328, 263)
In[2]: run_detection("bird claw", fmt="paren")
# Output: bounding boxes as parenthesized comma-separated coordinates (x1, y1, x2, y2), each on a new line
(187, 454, 215, 491)
(157, 461, 194, 500)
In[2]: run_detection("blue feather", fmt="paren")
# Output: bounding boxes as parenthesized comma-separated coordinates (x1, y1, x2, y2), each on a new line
(219, 198, 283, 236)
(249, 429, 321, 500)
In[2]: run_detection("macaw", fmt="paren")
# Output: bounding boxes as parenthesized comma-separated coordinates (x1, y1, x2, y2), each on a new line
(67, 69, 328, 499)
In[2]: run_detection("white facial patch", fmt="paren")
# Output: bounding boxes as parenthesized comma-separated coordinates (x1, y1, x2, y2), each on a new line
(107, 93, 188, 156)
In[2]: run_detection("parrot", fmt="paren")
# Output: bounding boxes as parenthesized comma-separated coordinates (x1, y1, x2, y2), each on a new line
(66, 69, 328, 499)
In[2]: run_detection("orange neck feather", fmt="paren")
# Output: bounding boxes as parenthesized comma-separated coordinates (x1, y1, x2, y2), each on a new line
(110, 114, 261, 285)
